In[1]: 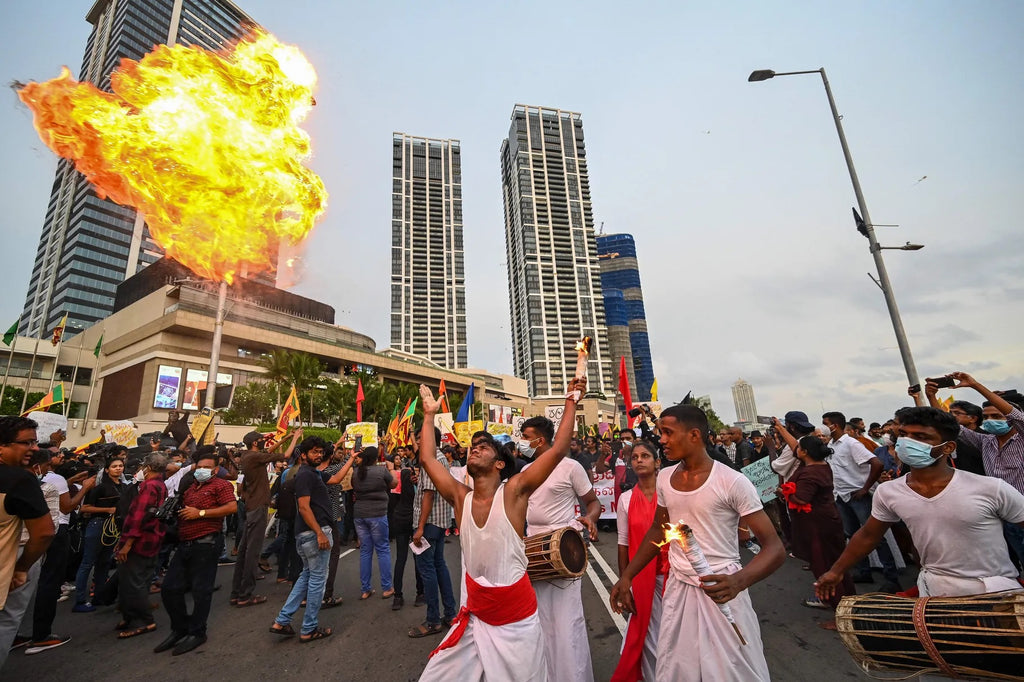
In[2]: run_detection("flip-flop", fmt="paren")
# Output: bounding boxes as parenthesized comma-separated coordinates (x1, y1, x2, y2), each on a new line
(322, 596, 343, 609)
(236, 595, 267, 608)
(269, 624, 295, 637)
(300, 627, 332, 643)
(381, 590, 395, 599)
(118, 623, 157, 639)
(408, 622, 443, 638)
(360, 590, 375, 600)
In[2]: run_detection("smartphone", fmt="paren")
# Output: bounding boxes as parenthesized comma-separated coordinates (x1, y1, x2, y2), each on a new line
(928, 376, 956, 389)
(354, 435, 363, 451)
(756, 416, 774, 425)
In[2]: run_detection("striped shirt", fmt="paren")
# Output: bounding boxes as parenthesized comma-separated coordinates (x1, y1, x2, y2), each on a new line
(958, 407, 1024, 495)
(414, 451, 453, 530)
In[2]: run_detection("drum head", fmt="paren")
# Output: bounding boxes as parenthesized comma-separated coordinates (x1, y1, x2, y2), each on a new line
(559, 528, 587, 573)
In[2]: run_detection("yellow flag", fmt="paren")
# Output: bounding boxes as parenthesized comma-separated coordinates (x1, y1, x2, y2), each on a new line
(650, 378, 658, 402)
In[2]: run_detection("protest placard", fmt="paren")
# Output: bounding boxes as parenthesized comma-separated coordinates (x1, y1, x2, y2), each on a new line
(741, 457, 779, 503)
(101, 419, 139, 447)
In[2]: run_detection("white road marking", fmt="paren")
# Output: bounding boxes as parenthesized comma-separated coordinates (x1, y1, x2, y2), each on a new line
(586, 546, 627, 637)
(338, 548, 355, 560)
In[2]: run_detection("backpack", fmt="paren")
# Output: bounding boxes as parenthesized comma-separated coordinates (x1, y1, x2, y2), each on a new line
(115, 481, 140, 531)
(275, 467, 298, 521)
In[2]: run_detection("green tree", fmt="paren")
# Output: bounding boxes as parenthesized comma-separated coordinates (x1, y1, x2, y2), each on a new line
(221, 381, 276, 425)
(258, 350, 290, 416)
(0, 388, 63, 417)
(692, 395, 727, 433)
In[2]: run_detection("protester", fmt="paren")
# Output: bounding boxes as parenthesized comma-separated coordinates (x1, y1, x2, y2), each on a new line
(73, 455, 125, 611)
(0, 417, 55, 666)
(409, 429, 456, 636)
(115, 452, 168, 639)
(943, 399, 986, 475)
(319, 440, 347, 608)
(784, 436, 855, 623)
(156, 448, 237, 655)
(388, 451, 420, 611)
(731, 426, 753, 468)
(821, 411, 901, 592)
(817, 406, 1024, 599)
(269, 437, 335, 642)
(351, 446, 396, 601)
(748, 431, 771, 463)
(268, 457, 302, 584)
(611, 441, 667, 682)
(417, 378, 583, 681)
(610, 404, 785, 682)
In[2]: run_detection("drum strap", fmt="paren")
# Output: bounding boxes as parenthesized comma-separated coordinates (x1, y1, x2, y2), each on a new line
(912, 597, 959, 678)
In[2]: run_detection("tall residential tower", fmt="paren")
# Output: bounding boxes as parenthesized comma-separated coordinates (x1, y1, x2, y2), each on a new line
(20, 0, 259, 338)
(732, 378, 758, 424)
(596, 233, 655, 402)
(390, 133, 467, 368)
(500, 104, 611, 398)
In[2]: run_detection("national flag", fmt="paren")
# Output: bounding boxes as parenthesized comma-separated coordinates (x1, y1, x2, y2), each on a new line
(939, 395, 954, 412)
(23, 383, 65, 415)
(51, 314, 68, 346)
(355, 378, 365, 422)
(618, 356, 634, 424)
(73, 435, 102, 455)
(93, 334, 103, 357)
(454, 382, 475, 423)
(275, 385, 300, 438)
(396, 397, 418, 446)
(381, 401, 400, 449)
(438, 379, 451, 415)
(2, 321, 17, 347)
(650, 378, 658, 402)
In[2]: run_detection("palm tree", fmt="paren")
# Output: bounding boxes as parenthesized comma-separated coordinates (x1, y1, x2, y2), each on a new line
(258, 350, 291, 417)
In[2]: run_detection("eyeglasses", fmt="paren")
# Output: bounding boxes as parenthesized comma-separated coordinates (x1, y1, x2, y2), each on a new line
(8, 439, 38, 447)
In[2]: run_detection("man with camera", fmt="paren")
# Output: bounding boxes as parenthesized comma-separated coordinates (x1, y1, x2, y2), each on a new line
(156, 448, 237, 655)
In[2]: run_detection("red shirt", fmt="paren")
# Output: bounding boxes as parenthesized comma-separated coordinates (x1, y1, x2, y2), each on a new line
(120, 478, 167, 557)
(179, 477, 236, 541)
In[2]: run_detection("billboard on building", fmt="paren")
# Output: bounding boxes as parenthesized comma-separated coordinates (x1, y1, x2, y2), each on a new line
(154, 365, 182, 409)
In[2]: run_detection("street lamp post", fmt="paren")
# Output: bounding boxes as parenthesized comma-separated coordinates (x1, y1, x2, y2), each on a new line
(749, 68, 921, 390)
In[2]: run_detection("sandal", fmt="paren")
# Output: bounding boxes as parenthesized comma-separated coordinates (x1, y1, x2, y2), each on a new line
(269, 623, 295, 637)
(229, 598, 239, 606)
(360, 590, 375, 600)
(118, 623, 157, 639)
(236, 595, 267, 608)
(114, 620, 129, 631)
(408, 622, 443, 638)
(300, 627, 333, 643)
(258, 560, 272, 573)
(381, 589, 395, 599)
(322, 596, 343, 609)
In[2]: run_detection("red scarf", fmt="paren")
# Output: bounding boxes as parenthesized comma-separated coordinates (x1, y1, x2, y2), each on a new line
(430, 572, 537, 658)
(611, 486, 668, 682)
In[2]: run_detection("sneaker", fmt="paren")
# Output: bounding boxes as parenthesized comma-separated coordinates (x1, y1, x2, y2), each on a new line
(25, 634, 71, 655)
(71, 603, 96, 613)
(413, 593, 426, 607)
(742, 540, 761, 555)
(9, 635, 31, 651)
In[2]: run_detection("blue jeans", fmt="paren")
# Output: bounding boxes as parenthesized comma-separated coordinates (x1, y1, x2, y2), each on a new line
(413, 523, 456, 626)
(837, 495, 900, 584)
(354, 515, 392, 593)
(1004, 521, 1024, 567)
(275, 526, 332, 636)
(75, 517, 114, 605)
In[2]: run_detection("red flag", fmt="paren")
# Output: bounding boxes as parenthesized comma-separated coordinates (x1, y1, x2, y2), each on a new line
(618, 356, 634, 425)
(356, 378, 365, 422)
(438, 379, 451, 415)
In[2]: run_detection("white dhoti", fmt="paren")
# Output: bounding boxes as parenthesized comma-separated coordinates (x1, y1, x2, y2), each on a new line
(419, 611, 547, 682)
(656, 572, 770, 682)
(918, 568, 1023, 597)
(534, 578, 595, 682)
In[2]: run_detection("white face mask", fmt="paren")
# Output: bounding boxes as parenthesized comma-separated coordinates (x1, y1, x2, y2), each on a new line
(134, 468, 146, 483)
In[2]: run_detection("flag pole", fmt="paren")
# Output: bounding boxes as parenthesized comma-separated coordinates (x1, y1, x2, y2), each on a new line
(19, 337, 41, 414)
(80, 330, 103, 436)
(65, 331, 87, 417)
(0, 339, 16, 413)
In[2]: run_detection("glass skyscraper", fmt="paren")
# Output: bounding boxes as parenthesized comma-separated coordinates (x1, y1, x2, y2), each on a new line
(390, 133, 467, 368)
(500, 104, 611, 398)
(20, 0, 259, 338)
(596, 233, 655, 401)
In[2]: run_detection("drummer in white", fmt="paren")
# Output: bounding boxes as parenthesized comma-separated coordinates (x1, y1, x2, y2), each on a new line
(520, 416, 601, 682)
(416, 378, 585, 682)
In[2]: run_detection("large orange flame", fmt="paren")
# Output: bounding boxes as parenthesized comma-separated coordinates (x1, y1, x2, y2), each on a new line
(17, 31, 327, 284)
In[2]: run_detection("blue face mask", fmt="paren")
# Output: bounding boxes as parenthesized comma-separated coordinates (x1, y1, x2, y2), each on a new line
(980, 419, 1012, 436)
(193, 468, 213, 483)
(894, 437, 944, 469)
(516, 439, 537, 459)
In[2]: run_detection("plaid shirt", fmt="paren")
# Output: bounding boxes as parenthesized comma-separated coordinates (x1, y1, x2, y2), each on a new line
(120, 477, 167, 558)
(959, 407, 1024, 495)
(179, 477, 236, 541)
(414, 451, 453, 530)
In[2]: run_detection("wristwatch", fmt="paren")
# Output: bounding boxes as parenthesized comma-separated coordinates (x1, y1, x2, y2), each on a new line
(199, 509, 206, 517)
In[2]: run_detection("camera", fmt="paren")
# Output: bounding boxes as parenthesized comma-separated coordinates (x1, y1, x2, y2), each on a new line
(152, 494, 182, 521)
(628, 407, 643, 418)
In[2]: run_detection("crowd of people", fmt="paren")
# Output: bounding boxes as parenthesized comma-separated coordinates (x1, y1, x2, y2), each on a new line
(1, 369, 1023, 680)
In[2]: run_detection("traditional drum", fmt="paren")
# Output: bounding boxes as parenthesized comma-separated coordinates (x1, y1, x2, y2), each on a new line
(835, 591, 1024, 680)
(525, 527, 588, 582)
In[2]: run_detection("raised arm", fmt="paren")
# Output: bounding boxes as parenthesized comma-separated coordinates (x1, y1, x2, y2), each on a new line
(511, 377, 585, 498)
(418, 385, 469, 508)
(951, 372, 1017, 416)
(324, 450, 358, 486)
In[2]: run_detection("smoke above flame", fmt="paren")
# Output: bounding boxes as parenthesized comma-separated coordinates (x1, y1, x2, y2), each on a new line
(17, 30, 327, 284)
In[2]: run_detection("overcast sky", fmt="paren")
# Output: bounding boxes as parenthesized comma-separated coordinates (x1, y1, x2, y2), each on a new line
(2, 1, 1022, 424)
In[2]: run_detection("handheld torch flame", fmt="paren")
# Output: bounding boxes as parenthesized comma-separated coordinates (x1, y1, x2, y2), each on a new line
(570, 336, 593, 401)
(16, 30, 327, 284)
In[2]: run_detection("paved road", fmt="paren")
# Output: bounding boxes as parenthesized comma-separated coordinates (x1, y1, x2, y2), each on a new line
(5, 528, 915, 681)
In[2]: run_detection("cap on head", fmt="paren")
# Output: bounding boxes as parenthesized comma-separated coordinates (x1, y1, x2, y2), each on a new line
(783, 411, 814, 430)
(243, 431, 264, 448)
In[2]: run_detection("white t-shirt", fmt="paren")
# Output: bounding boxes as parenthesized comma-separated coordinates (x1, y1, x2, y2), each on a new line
(42, 471, 70, 525)
(656, 461, 763, 583)
(872, 470, 1024, 585)
(828, 434, 877, 501)
(770, 444, 799, 482)
(523, 457, 593, 536)
(616, 488, 634, 546)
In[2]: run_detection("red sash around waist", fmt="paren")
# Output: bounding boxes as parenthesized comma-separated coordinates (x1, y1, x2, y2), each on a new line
(429, 572, 537, 658)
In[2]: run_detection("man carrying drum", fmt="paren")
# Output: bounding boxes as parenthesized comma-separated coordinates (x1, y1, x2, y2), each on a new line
(817, 406, 1024, 600)
(519, 415, 601, 682)
(417, 377, 584, 682)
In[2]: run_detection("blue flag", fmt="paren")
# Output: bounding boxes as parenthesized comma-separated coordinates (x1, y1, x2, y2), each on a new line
(454, 382, 475, 422)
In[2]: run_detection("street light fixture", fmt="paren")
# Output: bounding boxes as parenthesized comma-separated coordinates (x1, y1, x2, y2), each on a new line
(748, 66, 921, 390)
(879, 242, 924, 252)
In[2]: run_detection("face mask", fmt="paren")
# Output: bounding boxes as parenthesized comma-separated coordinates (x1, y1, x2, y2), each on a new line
(134, 469, 146, 483)
(193, 468, 213, 483)
(980, 419, 1012, 436)
(516, 440, 537, 459)
(894, 437, 943, 469)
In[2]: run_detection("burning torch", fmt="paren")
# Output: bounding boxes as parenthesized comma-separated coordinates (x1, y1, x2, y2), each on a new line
(659, 522, 747, 645)
(571, 336, 592, 402)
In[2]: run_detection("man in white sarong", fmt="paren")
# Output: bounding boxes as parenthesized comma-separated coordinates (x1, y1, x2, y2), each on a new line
(611, 404, 785, 682)
(417, 378, 585, 682)
(520, 415, 600, 682)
